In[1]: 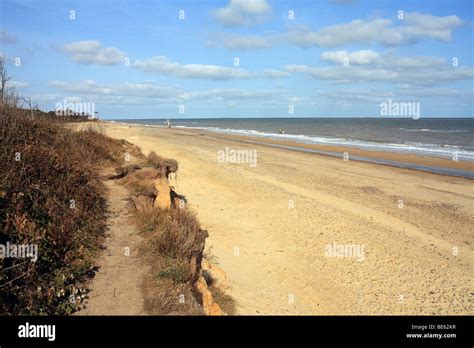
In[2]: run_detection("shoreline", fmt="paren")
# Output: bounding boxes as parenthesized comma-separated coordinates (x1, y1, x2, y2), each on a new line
(106, 121, 473, 179)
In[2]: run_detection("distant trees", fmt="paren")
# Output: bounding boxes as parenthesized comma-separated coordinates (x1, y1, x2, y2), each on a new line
(1, 57, 95, 122)
(0, 56, 13, 105)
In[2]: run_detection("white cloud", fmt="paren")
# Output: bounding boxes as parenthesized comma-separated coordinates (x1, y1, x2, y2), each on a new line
(316, 88, 396, 104)
(385, 55, 446, 69)
(287, 50, 474, 86)
(132, 56, 252, 80)
(213, 0, 271, 26)
(286, 64, 398, 83)
(400, 87, 474, 99)
(62, 40, 126, 65)
(287, 12, 462, 47)
(180, 88, 281, 100)
(321, 50, 380, 65)
(262, 69, 291, 78)
(321, 50, 446, 68)
(49, 80, 183, 101)
(287, 65, 470, 86)
(46, 81, 470, 112)
(206, 12, 463, 50)
(48, 80, 287, 106)
(285, 60, 474, 86)
(402, 12, 464, 41)
(206, 33, 274, 50)
(315, 87, 474, 107)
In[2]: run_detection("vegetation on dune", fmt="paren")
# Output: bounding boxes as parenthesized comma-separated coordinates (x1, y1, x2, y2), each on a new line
(121, 153, 209, 315)
(0, 104, 128, 315)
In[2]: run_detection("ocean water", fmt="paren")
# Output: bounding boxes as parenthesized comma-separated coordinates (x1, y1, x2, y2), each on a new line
(113, 118, 474, 162)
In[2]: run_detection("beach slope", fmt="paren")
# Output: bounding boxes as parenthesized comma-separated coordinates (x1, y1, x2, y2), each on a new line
(103, 123, 473, 315)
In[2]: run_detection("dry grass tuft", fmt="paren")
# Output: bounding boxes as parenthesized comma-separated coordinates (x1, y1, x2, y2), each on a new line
(142, 276, 202, 315)
(120, 167, 158, 197)
(124, 162, 208, 315)
(147, 151, 178, 173)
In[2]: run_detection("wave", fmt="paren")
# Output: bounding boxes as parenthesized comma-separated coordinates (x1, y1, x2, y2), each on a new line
(399, 128, 470, 133)
(173, 125, 474, 161)
(110, 121, 474, 162)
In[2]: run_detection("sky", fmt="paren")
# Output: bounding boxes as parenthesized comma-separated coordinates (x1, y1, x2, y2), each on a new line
(1, 0, 473, 119)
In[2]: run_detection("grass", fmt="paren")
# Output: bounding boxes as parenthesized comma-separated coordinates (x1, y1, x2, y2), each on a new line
(155, 258, 192, 284)
(0, 105, 127, 315)
(122, 157, 209, 315)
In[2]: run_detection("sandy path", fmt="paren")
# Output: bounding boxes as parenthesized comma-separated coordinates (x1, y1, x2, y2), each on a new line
(78, 177, 147, 315)
(103, 124, 473, 315)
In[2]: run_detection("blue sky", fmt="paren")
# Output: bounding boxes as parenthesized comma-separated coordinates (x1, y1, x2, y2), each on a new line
(1, 0, 473, 118)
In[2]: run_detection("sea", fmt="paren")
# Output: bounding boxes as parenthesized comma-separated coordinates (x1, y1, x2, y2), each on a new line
(112, 118, 474, 177)
(113, 118, 473, 160)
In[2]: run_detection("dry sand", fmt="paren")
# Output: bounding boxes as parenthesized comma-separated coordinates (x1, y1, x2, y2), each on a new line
(101, 122, 473, 315)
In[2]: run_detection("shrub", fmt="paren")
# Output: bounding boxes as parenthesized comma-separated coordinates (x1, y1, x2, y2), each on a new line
(0, 106, 124, 315)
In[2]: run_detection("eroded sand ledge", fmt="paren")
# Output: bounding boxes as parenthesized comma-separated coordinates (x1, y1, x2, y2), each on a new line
(101, 122, 473, 315)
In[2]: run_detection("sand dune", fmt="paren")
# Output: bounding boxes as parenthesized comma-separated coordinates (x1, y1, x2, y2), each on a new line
(102, 122, 473, 315)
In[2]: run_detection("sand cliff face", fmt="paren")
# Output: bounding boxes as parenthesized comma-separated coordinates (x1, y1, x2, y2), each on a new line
(127, 152, 225, 315)
(101, 122, 474, 315)
(151, 157, 226, 315)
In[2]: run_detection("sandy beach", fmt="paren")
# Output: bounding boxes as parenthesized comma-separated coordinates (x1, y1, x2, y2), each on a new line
(102, 122, 473, 315)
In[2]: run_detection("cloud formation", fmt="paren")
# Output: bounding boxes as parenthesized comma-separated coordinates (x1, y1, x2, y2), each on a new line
(61, 40, 126, 65)
(48, 80, 287, 106)
(212, 0, 271, 26)
(206, 12, 463, 51)
(315, 87, 474, 106)
(206, 33, 275, 50)
(286, 50, 474, 86)
(181, 88, 281, 100)
(49, 80, 182, 100)
(262, 69, 290, 78)
(132, 56, 252, 80)
(321, 50, 380, 65)
(288, 13, 463, 47)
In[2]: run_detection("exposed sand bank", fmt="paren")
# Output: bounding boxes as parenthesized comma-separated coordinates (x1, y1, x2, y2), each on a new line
(100, 122, 473, 315)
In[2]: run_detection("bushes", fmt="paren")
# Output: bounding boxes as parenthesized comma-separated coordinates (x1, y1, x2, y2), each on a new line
(0, 106, 125, 315)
